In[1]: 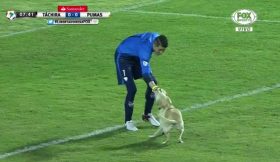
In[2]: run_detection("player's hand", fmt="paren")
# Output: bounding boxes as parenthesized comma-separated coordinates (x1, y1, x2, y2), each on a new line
(152, 85, 160, 92)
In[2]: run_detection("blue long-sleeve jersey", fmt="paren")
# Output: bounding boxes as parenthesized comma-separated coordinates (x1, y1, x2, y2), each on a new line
(115, 32, 159, 84)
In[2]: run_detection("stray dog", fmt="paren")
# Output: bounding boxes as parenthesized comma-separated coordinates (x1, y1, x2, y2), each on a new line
(149, 88, 184, 144)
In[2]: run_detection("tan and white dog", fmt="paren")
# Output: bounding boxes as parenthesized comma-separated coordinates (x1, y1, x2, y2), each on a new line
(149, 88, 184, 144)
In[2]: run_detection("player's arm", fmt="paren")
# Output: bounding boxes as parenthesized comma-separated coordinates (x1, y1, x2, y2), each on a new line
(140, 59, 160, 91)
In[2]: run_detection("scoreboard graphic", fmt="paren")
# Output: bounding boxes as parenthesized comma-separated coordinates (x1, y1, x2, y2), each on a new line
(6, 5, 110, 25)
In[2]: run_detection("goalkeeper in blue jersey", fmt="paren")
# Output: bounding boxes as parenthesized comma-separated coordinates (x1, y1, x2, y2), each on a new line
(114, 32, 168, 131)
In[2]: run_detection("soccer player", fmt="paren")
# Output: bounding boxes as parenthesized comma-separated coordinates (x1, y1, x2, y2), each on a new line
(114, 32, 168, 131)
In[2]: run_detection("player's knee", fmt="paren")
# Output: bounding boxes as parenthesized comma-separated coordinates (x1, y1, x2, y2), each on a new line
(128, 101, 134, 108)
(128, 86, 137, 96)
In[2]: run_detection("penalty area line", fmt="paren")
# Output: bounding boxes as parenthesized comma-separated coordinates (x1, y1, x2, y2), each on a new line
(128, 10, 280, 23)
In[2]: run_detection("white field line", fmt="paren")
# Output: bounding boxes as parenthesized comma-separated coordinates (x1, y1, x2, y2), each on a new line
(111, 0, 168, 13)
(181, 83, 280, 112)
(128, 10, 280, 23)
(0, 125, 124, 160)
(0, 82, 279, 160)
(0, 0, 169, 39)
(0, 26, 53, 38)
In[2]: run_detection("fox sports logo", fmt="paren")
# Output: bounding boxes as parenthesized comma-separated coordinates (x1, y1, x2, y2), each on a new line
(232, 9, 257, 25)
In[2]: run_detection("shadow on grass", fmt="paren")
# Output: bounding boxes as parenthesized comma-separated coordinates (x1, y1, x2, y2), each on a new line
(3, 125, 168, 160)
(102, 137, 169, 152)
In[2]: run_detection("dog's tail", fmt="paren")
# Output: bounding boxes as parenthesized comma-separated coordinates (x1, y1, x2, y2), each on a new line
(159, 115, 177, 124)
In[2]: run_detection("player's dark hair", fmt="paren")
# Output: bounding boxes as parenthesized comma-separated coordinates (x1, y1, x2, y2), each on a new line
(155, 35, 168, 48)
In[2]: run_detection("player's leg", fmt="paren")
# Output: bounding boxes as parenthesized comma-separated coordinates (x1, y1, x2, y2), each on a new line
(119, 58, 139, 131)
(124, 80, 137, 122)
(142, 76, 160, 126)
(144, 76, 157, 115)
(123, 70, 138, 131)
(122, 67, 137, 123)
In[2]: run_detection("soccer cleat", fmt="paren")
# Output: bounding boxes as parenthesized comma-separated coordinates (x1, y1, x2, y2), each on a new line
(125, 120, 138, 131)
(142, 113, 160, 127)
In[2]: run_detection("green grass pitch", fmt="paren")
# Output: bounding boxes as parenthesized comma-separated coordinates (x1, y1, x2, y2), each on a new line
(0, 0, 279, 161)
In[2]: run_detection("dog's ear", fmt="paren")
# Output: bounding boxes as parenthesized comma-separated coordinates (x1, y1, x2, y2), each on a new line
(160, 88, 167, 96)
(167, 97, 172, 104)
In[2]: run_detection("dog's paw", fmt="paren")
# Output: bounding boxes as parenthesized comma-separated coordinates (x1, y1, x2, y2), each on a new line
(178, 140, 184, 143)
(162, 141, 168, 144)
(149, 135, 156, 138)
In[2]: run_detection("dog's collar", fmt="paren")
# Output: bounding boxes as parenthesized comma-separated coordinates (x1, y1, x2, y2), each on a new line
(158, 106, 173, 110)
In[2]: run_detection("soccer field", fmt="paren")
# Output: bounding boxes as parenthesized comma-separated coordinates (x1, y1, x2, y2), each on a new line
(1, 0, 279, 161)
